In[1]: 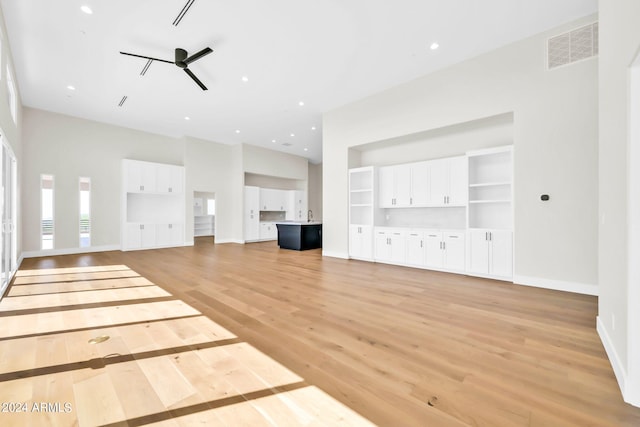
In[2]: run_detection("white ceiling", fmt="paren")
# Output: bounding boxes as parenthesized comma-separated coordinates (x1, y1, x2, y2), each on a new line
(1, 0, 597, 164)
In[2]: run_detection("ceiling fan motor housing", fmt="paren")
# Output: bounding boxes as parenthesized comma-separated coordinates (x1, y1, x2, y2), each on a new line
(175, 48, 188, 68)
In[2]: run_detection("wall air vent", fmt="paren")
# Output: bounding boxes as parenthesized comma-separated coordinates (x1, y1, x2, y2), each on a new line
(547, 22, 598, 70)
(282, 142, 292, 147)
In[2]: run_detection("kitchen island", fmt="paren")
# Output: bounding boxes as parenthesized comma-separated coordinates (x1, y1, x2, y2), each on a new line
(275, 221, 322, 250)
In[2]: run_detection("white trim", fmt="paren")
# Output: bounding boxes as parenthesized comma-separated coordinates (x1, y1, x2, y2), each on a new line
(214, 238, 245, 244)
(598, 316, 629, 402)
(626, 52, 640, 409)
(513, 274, 598, 295)
(23, 244, 120, 258)
(322, 250, 349, 259)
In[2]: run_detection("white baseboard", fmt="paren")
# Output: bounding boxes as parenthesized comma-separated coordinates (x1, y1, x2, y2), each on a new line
(214, 238, 245, 244)
(322, 250, 349, 259)
(22, 245, 121, 258)
(513, 274, 598, 296)
(597, 316, 629, 400)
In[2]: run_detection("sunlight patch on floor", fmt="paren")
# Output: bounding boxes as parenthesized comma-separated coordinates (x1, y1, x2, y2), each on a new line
(0, 265, 375, 426)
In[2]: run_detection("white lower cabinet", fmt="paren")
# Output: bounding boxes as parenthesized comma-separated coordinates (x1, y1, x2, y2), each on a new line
(466, 229, 513, 279)
(424, 231, 465, 271)
(259, 222, 278, 241)
(124, 223, 183, 250)
(405, 231, 426, 266)
(372, 227, 464, 272)
(350, 225, 373, 260)
(156, 223, 183, 247)
(374, 228, 406, 264)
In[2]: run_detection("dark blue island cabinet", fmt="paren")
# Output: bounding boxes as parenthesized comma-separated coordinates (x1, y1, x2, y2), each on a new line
(275, 222, 322, 250)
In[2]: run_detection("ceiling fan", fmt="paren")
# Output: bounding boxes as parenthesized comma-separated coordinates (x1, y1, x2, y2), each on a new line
(120, 47, 213, 90)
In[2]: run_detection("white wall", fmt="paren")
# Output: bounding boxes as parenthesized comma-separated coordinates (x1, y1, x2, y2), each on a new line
(308, 163, 322, 220)
(243, 144, 308, 181)
(21, 108, 314, 252)
(22, 108, 184, 253)
(598, 0, 640, 407)
(184, 137, 241, 244)
(323, 14, 599, 293)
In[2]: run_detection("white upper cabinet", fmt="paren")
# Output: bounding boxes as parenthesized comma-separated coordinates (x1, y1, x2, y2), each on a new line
(410, 162, 430, 205)
(428, 156, 467, 206)
(286, 190, 308, 221)
(125, 160, 183, 194)
(156, 165, 184, 194)
(378, 166, 396, 207)
(259, 188, 288, 211)
(378, 156, 467, 208)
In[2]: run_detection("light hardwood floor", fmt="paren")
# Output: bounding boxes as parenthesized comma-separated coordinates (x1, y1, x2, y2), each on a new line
(3, 238, 640, 426)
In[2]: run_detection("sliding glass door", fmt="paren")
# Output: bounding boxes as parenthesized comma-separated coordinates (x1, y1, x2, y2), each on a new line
(0, 139, 16, 298)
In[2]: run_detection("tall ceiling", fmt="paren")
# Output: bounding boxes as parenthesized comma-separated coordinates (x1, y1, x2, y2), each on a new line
(1, 0, 597, 163)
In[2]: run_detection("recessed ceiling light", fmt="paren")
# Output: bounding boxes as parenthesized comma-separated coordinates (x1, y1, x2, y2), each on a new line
(235, 130, 240, 134)
(271, 139, 276, 143)
(304, 148, 308, 152)
(80, 5, 93, 14)
(290, 133, 295, 137)
(430, 42, 439, 50)
(311, 126, 316, 131)
(298, 101, 304, 106)
(67, 85, 76, 91)
(185, 116, 190, 121)
(241, 76, 249, 82)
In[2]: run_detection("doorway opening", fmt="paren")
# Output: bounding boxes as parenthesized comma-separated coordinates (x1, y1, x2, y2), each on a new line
(194, 191, 215, 244)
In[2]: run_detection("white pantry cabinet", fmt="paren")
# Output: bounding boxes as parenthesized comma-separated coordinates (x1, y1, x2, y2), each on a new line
(466, 229, 513, 279)
(122, 160, 185, 251)
(244, 186, 260, 242)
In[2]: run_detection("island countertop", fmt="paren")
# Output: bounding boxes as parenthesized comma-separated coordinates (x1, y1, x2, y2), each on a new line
(274, 221, 322, 226)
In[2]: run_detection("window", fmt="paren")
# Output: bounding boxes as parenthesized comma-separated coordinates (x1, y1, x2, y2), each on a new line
(79, 177, 91, 248)
(6, 66, 16, 123)
(206, 198, 216, 216)
(41, 174, 54, 250)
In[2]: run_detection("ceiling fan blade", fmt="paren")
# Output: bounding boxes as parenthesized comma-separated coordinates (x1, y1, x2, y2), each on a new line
(184, 68, 208, 90)
(184, 47, 213, 65)
(120, 51, 173, 64)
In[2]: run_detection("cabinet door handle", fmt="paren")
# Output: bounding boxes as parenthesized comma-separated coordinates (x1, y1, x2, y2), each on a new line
(439, 242, 442, 249)
(420, 240, 423, 248)
(410, 197, 413, 205)
(443, 196, 446, 204)
(140, 185, 144, 191)
(449, 235, 458, 239)
(489, 232, 492, 241)
(443, 242, 446, 250)
(140, 224, 144, 230)
(169, 187, 173, 193)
